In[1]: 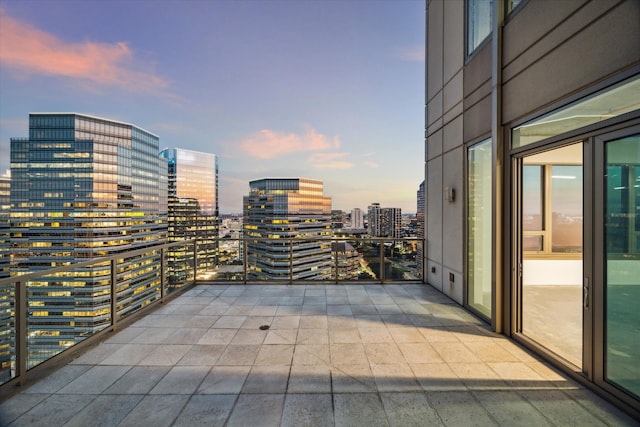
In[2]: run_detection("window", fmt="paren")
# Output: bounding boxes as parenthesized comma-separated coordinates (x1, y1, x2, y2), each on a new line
(467, 0, 493, 55)
(468, 138, 492, 317)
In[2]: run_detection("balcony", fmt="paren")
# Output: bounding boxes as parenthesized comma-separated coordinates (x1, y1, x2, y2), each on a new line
(0, 239, 636, 425)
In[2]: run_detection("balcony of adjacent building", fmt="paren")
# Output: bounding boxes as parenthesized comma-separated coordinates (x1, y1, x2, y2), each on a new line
(0, 238, 637, 426)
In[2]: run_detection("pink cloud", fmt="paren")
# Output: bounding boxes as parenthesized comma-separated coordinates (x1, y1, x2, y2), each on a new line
(0, 8, 168, 93)
(397, 45, 425, 62)
(239, 128, 340, 159)
(307, 152, 354, 169)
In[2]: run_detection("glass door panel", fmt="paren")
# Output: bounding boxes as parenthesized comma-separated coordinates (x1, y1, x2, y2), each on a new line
(604, 133, 640, 399)
(521, 143, 583, 367)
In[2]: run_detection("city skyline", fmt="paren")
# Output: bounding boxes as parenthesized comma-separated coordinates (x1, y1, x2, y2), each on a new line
(0, 0, 425, 213)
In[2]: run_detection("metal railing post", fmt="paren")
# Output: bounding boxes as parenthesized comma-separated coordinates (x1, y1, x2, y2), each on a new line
(160, 247, 166, 300)
(379, 239, 385, 284)
(111, 258, 117, 328)
(243, 238, 248, 284)
(193, 240, 198, 283)
(16, 280, 27, 384)
(289, 238, 293, 285)
(334, 237, 339, 284)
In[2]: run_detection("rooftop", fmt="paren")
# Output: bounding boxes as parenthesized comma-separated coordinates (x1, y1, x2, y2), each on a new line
(1, 283, 636, 426)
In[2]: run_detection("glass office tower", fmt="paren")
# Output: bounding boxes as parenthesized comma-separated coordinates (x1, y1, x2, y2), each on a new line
(160, 148, 219, 285)
(243, 178, 332, 280)
(0, 173, 10, 381)
(10, 113, 167, 367)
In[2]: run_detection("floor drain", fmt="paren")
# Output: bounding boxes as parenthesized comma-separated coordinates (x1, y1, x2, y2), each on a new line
(259, 325, 270, 330)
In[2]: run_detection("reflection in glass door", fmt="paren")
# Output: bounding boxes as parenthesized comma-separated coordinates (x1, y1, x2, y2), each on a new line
(604, 133, 640, 399)
(520, 143, 583, 367)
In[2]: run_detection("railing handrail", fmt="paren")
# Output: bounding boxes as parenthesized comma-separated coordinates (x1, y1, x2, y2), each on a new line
(2, 236, 422, 286)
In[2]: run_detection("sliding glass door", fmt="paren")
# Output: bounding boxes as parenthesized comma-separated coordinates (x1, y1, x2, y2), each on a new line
(518, 142, 584, 368)
(602, 132, 640, 400)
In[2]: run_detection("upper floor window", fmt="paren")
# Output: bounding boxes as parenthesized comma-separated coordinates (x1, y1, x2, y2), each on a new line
(467, 0, 493, 55)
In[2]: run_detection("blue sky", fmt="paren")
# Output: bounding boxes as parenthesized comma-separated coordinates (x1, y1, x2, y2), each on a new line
(0, 0, 425, 213)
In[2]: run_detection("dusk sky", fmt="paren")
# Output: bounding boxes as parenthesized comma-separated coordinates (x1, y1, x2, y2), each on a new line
(0, 0, 425, 214)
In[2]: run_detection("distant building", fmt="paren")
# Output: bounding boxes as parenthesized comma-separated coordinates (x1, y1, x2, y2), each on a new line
(331, 209, 345, 230)
(367, 203, 381, 236)
(9, 113, 167, 367)
(0, 171, 10, 382)
(332, 241, 360, 280)
(350, 208, 364, 229)
(0, 172, 9, 279)
(368, 203, 402, 239)
(243, 178, 332, 280)
(161, 148, 219, 284)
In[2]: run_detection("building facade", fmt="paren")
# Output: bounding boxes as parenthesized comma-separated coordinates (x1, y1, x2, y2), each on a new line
(161, 148, 219, 284)
(331, 209, 346, 230)
(0, 172, 10, 381)
(425, 0, 639, 415)
(368, 203, 402, 239)
(0, 173, 9, 280)
(350, 207, 364, 229)
(243, 178, 332, 280)
(9, 113, 167, 367)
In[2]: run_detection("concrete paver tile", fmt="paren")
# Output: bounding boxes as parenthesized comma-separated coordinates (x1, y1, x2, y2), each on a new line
(197, 366, 250, 394)
(226, 394, 284, 427)
(172, 394, 236, 427)
(333, 393, 389, 427)
(282, 393, 333, 427)
(288, 365, 331, 393)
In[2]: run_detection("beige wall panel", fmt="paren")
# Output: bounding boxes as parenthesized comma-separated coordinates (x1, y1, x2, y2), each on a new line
(503, 0, 640, 123)
(443, 268, 463, 303)
(428, 121, 444, 139)
(503, 0, 635, 84)
(427, 156, 443, 265)
(427, 92, 443, 129)
(442, 146, 463, 276)
(443, 0, 464, 84)
(463, 41, 491, 98)
(443, 101, 463, 128)
(444, 70, 464, 115)
(427, 128, 443, 161)
(463, 95, 491, 144)
(503, 0, 587, 66)
(427, 260, 443, 292)
(463, 79, 491, 113)
(443, 115, 463, 153)
(427, 0, 444, 101)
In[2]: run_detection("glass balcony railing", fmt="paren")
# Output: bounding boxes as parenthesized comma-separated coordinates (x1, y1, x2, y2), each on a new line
(0, 236, 424, 390)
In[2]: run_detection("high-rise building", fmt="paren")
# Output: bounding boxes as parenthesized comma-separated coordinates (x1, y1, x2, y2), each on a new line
(0, 171, 10, 382)
(426, 0, 639, 414)
(160, 148, 219, 284)
(368, 203, 402, 239)
(350, 207, 364, 229)
(367, 203, 381, 236)
(243, 178, 332, 280)
(9, 113, 167, 367)
(0, 172, 9, 279)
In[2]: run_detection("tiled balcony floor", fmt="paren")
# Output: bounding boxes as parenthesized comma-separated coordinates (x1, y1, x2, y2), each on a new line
(1, 284, 637, 426)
